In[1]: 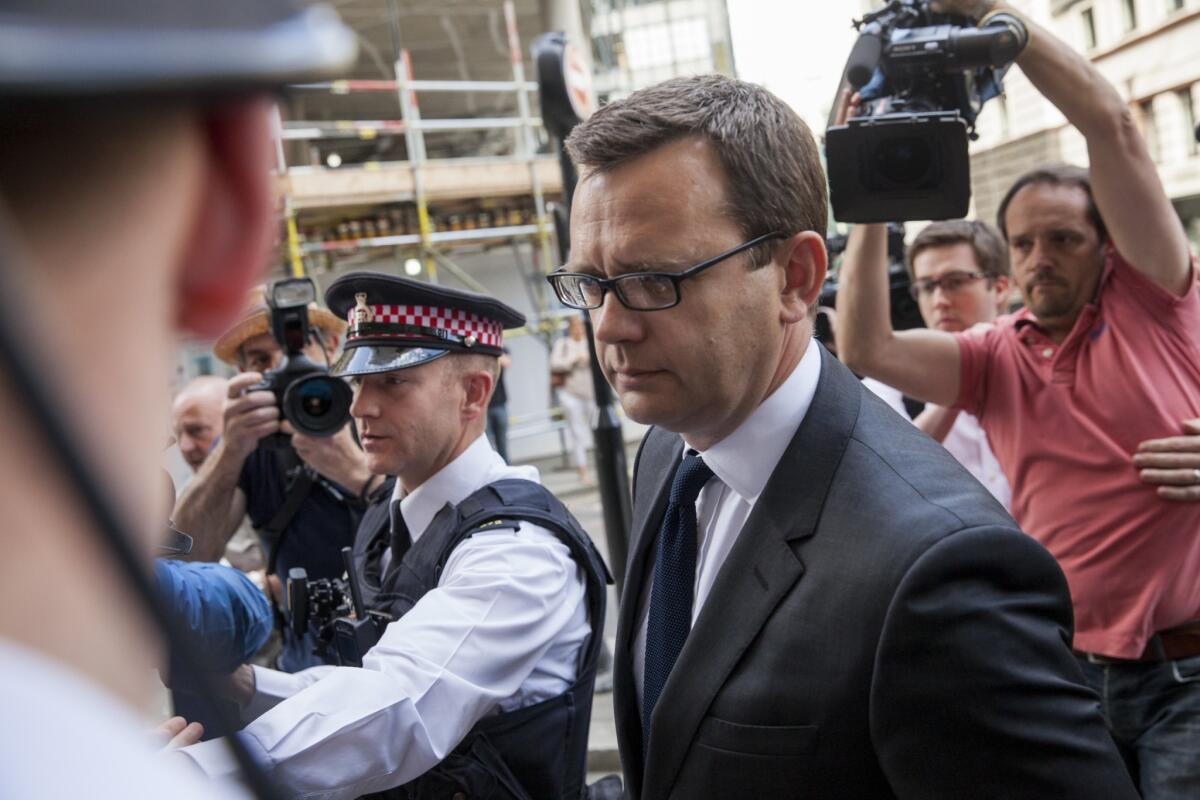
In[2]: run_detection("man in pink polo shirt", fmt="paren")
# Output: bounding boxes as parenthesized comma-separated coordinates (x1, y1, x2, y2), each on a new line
(837, 2, 1200, 797)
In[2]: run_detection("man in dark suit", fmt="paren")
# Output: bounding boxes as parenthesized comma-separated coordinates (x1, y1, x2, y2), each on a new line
(545, 74, 1138, 799)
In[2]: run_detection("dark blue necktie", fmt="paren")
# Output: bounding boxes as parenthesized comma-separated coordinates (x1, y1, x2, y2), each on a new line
(642, 450, 713, 752)
(389, 499, 412, 561)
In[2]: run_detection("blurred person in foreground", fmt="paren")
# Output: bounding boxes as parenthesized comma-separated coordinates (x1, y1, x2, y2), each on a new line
(179, 274, 609, 800)
(0, 1, 355, 796)
(549, 72, 1136, 798)
(837, 2, 1200, 794)
(173, 288, 384, 671)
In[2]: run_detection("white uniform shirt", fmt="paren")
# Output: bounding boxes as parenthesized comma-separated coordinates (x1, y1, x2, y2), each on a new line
(0, 638, 247, 799)
(941, 411, 1012, 510)
(183, 436, 591, 799)
(633, 338, 821, 708)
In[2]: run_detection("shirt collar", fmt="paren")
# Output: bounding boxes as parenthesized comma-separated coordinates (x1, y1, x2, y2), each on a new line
(390, 434, 512, 543)
(688, 336, 821, 504)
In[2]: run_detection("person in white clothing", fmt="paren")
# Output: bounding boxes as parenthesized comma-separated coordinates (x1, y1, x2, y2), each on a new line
(0, 1, 354, 798)
(550, 315, 595, 482)
(840, 215, 1014, 508)
(181, 273, 608, 800)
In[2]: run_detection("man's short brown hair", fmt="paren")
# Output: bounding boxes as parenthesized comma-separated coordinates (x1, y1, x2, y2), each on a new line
(995, 163, 1107, 244)
(906, 219, 1010, 281)
(564, 74, 827, 267)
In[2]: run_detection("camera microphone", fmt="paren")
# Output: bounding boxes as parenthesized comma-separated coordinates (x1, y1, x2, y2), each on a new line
(846, 22, 884, 88)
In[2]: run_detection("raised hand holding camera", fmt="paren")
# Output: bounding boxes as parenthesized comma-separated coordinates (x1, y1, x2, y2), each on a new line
(221, 372, 282, 461)
(826, 0, 1027, 222)
(286, 421, 375, 497)
(251, 278, 353, 448)
(928, 0, 999, 21)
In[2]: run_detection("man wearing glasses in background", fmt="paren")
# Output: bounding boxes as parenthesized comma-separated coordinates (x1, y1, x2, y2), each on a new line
(842, 219, 1014, 510)
(545, 73, 1135, 799)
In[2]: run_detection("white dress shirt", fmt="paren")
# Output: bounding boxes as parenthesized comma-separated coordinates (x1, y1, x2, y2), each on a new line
(0, 638, 247, 799)
(183, 435, 590, 799)
(941, 412, 1012, 510)
(861, 376, 909, 418)
(633, 338, 822, 708)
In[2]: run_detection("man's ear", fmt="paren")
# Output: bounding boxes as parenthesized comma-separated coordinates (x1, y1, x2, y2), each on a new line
(990, 275, 1012, 313)
(779, 231, 828, 324)
(177, 98, 277, 339)
(461, 368, 496, 421)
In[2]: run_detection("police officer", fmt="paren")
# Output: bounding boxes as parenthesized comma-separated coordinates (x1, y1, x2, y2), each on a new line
(180, 274, 609, 800)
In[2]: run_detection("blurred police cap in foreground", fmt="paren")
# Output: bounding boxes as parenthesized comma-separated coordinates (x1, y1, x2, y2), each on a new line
(0, 0, 357, 97)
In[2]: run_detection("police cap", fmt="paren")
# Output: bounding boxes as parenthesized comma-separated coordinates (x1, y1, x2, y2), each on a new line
(0, 0, 355, 96)
(325, 272, 525, 377)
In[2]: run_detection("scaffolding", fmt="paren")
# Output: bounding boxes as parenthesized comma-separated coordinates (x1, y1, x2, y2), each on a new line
(274, 0, 561, 324)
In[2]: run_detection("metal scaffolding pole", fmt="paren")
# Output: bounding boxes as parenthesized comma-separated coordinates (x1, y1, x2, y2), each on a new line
(274, 106, 306, 278)
(396, 48, 438, 283)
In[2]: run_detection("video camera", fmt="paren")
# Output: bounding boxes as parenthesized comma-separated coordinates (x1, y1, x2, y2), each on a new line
(826, 0, 1027, 222)
(285, 547, 392, 666)
(253, 278, 352, 447)
(817, 223, 925, 347)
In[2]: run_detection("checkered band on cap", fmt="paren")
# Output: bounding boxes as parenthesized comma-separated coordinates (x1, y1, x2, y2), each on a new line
(348, 304, 503, 348)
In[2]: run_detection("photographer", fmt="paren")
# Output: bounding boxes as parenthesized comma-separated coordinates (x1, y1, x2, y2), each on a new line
(179, 274, 608, 800)
(836, 3, 1200, 794)
(174, 289, 385, 671)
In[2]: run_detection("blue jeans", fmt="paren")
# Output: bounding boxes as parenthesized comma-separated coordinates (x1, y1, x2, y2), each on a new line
(1075, 652, 1200, 799)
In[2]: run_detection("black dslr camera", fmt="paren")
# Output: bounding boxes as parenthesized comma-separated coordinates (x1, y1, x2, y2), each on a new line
(254, 278, 352, 446)
(285, 547, 391, 666)
(826, 0, 1027, 222)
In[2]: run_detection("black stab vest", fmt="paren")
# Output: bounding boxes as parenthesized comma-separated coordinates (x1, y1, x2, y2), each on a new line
(352, 479, 611, 800)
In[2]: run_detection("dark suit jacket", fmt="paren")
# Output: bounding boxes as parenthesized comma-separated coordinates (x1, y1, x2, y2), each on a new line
(614, 346, 1137, 799)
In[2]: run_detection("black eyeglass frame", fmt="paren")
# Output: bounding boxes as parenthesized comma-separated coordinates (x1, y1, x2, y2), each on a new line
(907, 270, 992, 301)
(546, 231, 789, 311)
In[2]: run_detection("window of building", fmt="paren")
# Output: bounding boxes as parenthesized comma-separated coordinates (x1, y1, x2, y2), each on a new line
(1169, 0, 1185, 13)
(1179, 88, 1198, 156)
(1082, 7, 1098, 49)
(1139, 98, 1161, 162)
(1122, 0, 1138, 32)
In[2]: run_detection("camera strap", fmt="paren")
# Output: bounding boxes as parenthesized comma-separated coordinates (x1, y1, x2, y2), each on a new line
(263, 457, 317, 576)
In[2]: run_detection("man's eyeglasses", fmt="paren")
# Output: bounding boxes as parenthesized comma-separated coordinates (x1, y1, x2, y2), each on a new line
(546, 232, 788, 311)
(908, 270, 989, 300)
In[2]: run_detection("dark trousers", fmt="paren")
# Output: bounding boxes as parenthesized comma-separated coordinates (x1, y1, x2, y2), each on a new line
(1075, 652, 1200, 799)
(487, 404, 509, 463)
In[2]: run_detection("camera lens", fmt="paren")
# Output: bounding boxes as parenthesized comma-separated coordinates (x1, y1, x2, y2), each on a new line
(283, 374, 352, 436)
(875, 136, 932, 186)
(300, 382, 332, 416)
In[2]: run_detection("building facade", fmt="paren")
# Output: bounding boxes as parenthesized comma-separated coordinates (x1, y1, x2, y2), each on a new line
(579, 0, 736, 101)
(969, 0, 1200, 248)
